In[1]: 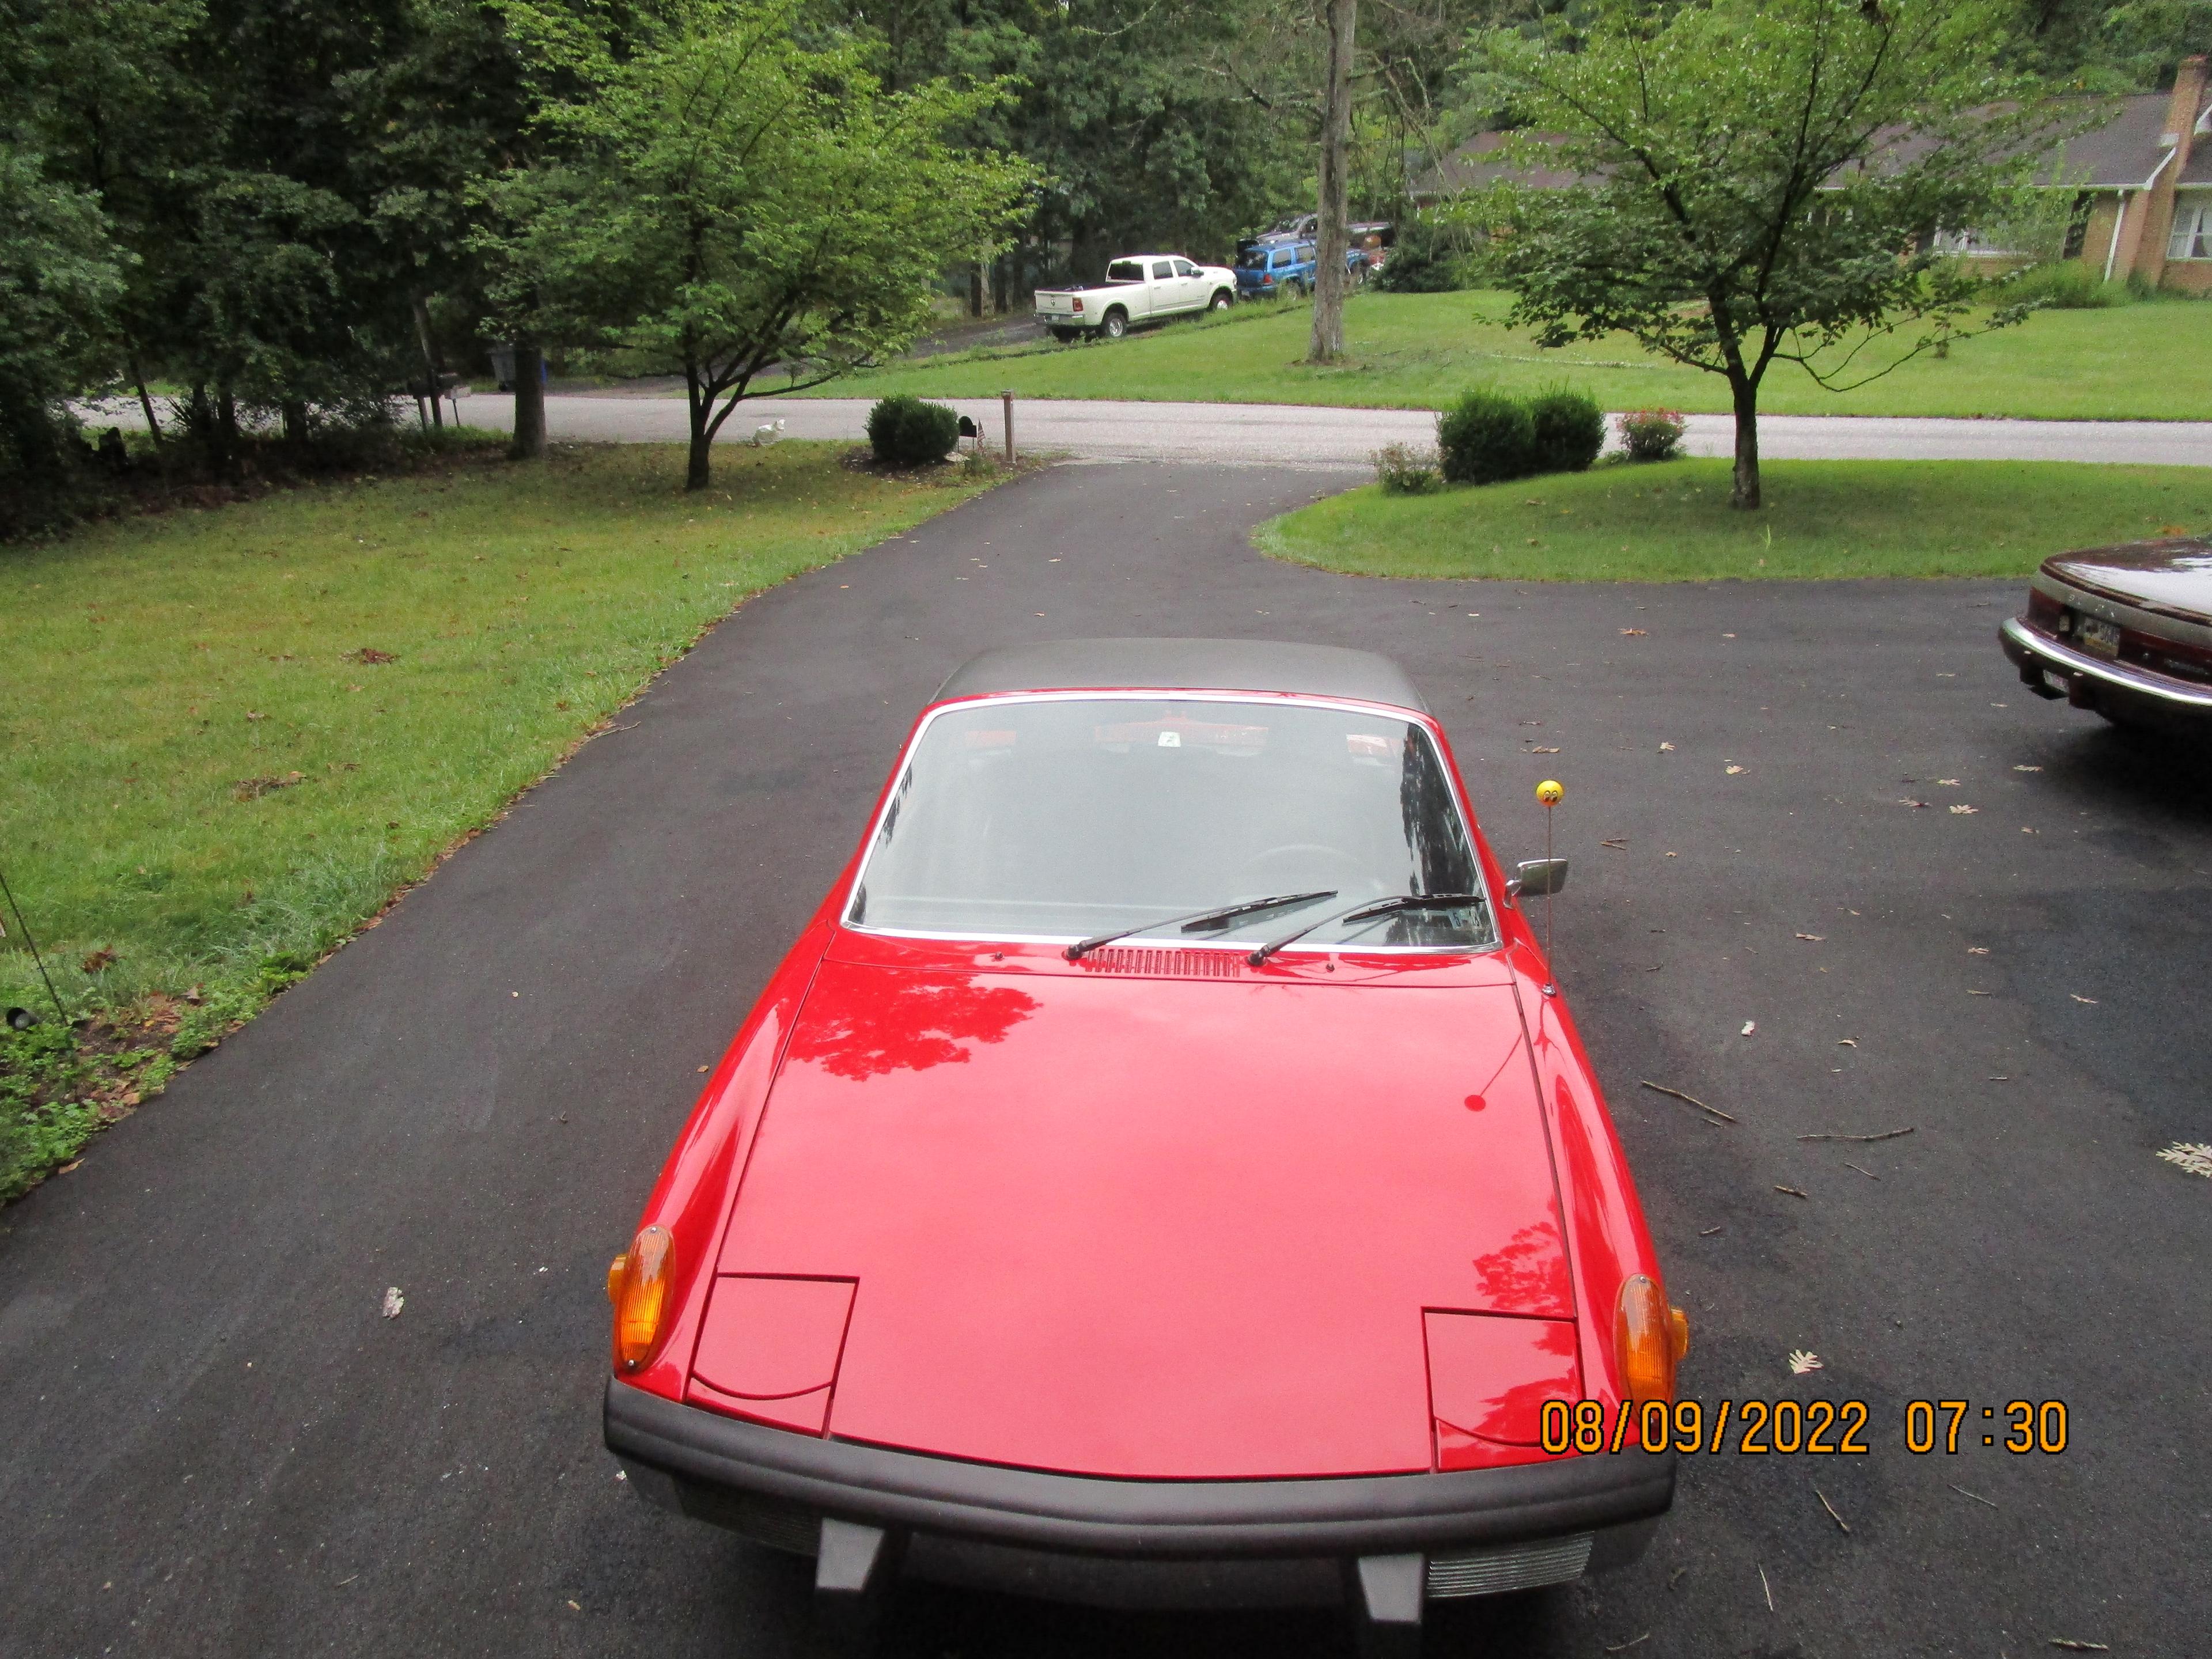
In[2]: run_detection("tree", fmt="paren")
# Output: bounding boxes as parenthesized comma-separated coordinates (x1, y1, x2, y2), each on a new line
(482, 0, 1033, 490)
(1309, 0, 1357, 362)
(1467, 0, 2063, 508)
(0, 146, 124, 531)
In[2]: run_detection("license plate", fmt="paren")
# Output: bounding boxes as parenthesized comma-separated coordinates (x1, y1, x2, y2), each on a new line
(2075, 615, 2120, 658)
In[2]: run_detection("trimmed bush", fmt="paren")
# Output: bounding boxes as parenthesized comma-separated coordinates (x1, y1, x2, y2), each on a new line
(866, 395, 961, 466)
(1371, 442, 1442, 494)
(1436, 389, 1536, 484)
(1527, 388, 1605, 474)
(1619, 408, 1687, 462)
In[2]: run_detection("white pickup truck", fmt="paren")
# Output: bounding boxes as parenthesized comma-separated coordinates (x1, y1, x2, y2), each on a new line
(1033, 253, 1238, 341)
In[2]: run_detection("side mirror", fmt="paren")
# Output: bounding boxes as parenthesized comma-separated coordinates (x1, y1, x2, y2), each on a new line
(1506, 858, 1569, 899)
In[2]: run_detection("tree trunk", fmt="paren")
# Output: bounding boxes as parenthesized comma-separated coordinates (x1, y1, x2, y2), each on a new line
(281, 400, 309, 445)
(1308, 0, 1358, 365)
(968, 261, 984, 319)
(1730, 375, 1762, 510)
(125, 342, 162, 448)
(687, 426, 713, 491)
(412, 293, 444, 430)
(508, 336, 546, 461)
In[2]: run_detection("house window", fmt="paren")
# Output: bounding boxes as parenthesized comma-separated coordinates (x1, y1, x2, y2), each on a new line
(2063, 192, 2093, 260)
(2170, 201, 2212, 261)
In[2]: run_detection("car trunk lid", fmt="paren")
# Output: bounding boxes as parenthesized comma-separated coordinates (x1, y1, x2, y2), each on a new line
(712, 956, 1572, 1479)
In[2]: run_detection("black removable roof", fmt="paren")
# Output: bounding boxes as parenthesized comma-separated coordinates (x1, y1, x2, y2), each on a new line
(935, 638, 1429, 715)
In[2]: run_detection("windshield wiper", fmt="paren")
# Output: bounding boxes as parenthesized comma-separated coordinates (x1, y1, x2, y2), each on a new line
(1246, 892, 1486, 966)
(1064, 890, 1339, 961)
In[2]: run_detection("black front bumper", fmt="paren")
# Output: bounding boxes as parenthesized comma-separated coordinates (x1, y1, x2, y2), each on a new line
(605, 1380, 1673, 1611)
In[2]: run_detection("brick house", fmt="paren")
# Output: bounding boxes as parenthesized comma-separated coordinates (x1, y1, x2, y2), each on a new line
(1412, 57, 2212, 294)
(2054, 56, 2211, 293)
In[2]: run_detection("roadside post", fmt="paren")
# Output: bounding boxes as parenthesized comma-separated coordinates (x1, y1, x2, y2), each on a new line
(1000, 390, 1016, 466)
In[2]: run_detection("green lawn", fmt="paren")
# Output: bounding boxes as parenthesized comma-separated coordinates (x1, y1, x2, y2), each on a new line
(798, 290, 2212, 421)
(0, 440, 991, 1197)
(1256, 459, 2212, 582)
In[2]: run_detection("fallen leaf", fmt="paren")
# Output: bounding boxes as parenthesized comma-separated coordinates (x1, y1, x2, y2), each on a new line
(1899, 798, 1929, 809)
(1619, 628, 1647, 637)
(1658, 741, 1675, 752)
(81, 946, 117, 974)
(244, 710, 267, 722)
(1795, 933, 1824, 942)
(1837, 1038, 1857, 1047)
(381, 1287, 405, 1319)
(2013, 764, 2043, 772)
(2156, 1142, 2212, 1178)
(56, 1159, 82, 1175)
(1740, 1021, 1756, 1036)
(1938, 778, 1960, 786)
(1788, 1349, 1823, 1375)
(1949, 804, 1978, 816)
(1527, 745, 1561, 753)
(2048, 1643, 2109, 1654)
(351, 647, 398, 665)
(2070, 993, 2098, 1005)
(1774, 1184, 1810, 1199)
(1725, 764, 1746, 775)
(1967, 946, 1990, 956)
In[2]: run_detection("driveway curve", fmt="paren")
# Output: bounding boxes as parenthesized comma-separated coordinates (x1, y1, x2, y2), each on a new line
(1, 461, 2205, 1659)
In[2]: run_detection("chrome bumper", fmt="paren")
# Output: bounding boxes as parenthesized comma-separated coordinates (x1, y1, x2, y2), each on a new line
(1999, 617, 2212, 711)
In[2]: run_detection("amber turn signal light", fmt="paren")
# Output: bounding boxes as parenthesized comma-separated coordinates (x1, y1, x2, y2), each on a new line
(1615, 1274, 1688, 1406)
(608, 1225, 675, 1374)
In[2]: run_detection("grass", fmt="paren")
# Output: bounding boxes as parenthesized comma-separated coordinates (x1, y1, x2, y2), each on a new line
(796, 289, 2212, 421)
(0, 438, 995, 1198)
(1255, 459, 2212, 582)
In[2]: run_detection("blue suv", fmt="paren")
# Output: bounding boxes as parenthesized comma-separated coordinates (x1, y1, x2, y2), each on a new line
(1235, 238, 1316, 298)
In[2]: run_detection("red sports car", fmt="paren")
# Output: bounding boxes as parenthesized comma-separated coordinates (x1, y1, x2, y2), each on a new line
(603, 639, 1684, 1645)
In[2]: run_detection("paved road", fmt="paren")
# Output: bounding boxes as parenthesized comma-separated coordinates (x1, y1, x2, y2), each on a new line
(456, 391, 2212, 467)
(3, 463, 2208, 1659)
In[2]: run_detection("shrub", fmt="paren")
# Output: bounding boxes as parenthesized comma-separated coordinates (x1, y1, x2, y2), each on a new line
(2001, 263, 2126, 310)
(1618, 408, 1687, 463)
(1436, 389, 1536, 484)
(1371, 442, 1442, 494)
(866, 395, 961, 466)
(1527, 388, 1605, 474)
(1372, 217, 1471, 294)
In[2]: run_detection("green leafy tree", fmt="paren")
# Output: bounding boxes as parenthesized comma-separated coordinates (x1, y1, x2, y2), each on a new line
(0, 146, 124, 531)
(1467, 0, 2066, 508)
(482, 0, 1035, 490)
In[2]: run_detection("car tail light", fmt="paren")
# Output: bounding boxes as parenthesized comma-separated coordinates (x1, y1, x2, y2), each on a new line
(608, 1225, 675, 1373)
(1615, 1274, 1689, 1405)
(1071, 298, 1084, 313)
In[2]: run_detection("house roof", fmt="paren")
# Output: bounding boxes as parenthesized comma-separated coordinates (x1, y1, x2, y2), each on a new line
(1407, 130, 1599, 200)
(935, 639, 1429, 713)
(1415, 89, 2212, 201)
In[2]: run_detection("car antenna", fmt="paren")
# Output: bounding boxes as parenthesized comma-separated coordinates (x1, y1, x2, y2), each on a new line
(1536, 779, 1563, 989)
(0, 862, 71, 1028)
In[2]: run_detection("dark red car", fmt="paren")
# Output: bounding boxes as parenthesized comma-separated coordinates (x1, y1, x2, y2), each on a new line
(603, 640, 1684, 1645)
(2002, 537, 2212, 735)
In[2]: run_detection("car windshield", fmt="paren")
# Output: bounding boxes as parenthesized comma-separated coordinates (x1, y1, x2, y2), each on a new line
(1105, 261, 1143, 282)
(848, 698, 1493, 951)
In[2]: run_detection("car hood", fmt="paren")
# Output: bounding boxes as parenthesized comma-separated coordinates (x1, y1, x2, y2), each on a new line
(2044, 537, 2212, 620)
(711, 955, 1574, 1479)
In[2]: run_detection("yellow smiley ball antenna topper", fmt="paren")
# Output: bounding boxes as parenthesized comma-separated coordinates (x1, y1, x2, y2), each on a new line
(1536, 779, 1563, 971)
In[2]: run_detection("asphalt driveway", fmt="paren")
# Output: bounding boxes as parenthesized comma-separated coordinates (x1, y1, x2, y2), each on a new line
(2, 461, 2206, 1659)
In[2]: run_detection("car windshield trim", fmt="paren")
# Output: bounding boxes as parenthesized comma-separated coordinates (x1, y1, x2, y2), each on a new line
(839, 690, 1499, 956)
